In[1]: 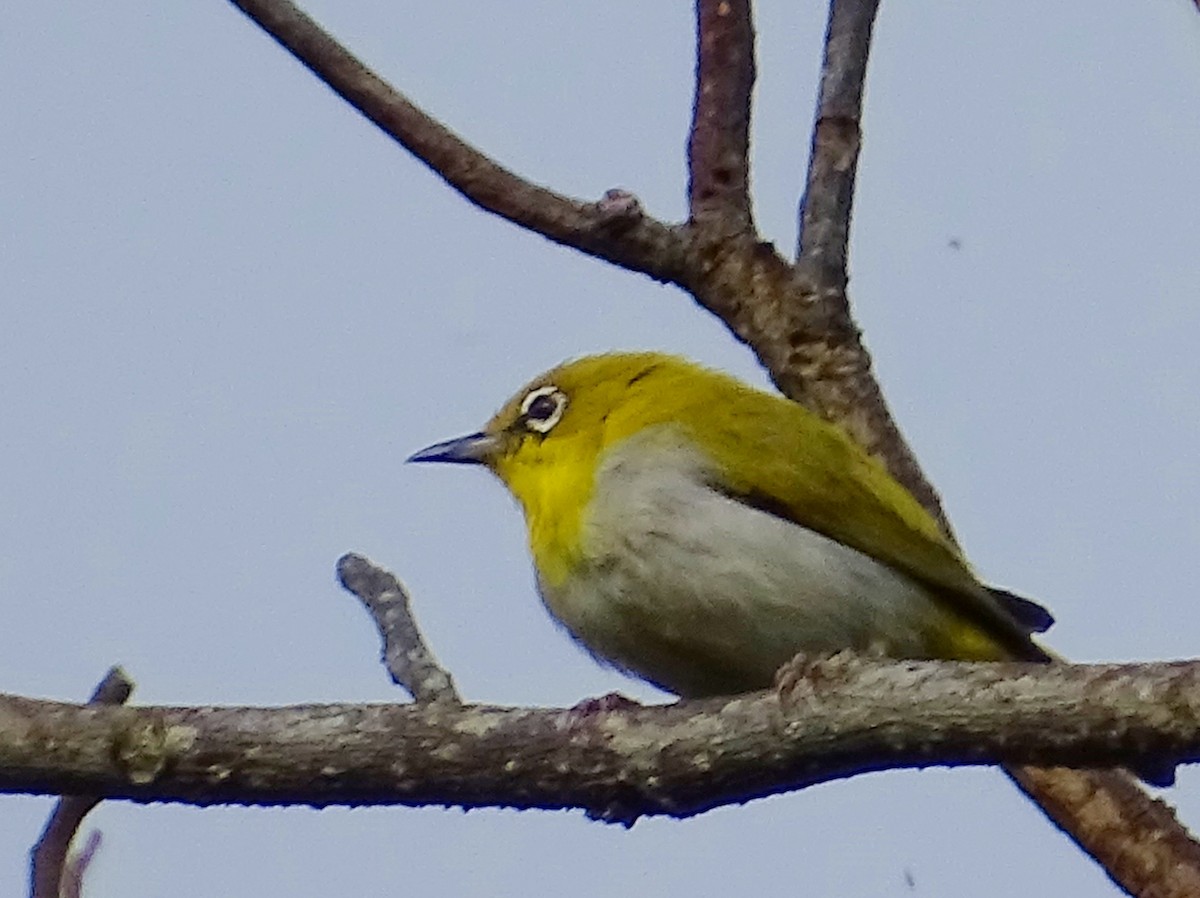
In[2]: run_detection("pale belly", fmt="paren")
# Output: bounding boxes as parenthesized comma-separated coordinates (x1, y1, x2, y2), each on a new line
(536, 443, 956, 697)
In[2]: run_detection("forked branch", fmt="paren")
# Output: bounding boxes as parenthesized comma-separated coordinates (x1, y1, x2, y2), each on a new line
(30, 667, 133, 898)
(215, 3, 1200, 895)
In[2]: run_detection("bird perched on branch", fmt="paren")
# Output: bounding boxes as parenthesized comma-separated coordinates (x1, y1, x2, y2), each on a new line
(409, 352, 1059, 698)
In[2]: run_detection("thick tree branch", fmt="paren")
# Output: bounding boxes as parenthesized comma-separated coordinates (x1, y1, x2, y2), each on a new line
(3, 658, 1200, 823)
(678, 240, 950, 526)
(226, 0, 691, 284)
(688, 0, 756, 234)
(337, 553, 459, 704)
(30, 667, 133, 898)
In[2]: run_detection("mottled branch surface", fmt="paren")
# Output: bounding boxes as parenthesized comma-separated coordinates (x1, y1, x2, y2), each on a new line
(1007, 765, 1200, 898)
(4, 658, 1200, 823)
(688, 0, 756, 234)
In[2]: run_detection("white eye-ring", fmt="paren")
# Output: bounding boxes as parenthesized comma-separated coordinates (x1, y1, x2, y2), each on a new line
(520, 384, 567, 434)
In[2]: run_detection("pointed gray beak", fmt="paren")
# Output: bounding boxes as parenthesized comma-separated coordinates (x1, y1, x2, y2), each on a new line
(407, 431, 499, 466)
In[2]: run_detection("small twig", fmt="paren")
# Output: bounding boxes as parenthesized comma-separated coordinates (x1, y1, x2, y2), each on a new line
(226, 0, 690, 284)
(59, 831, 102, 898)
(336, 553, 460, 704)
(795, 0, 879, 287)
(688, 0, 756, 234)
(30, 666, 133, 898)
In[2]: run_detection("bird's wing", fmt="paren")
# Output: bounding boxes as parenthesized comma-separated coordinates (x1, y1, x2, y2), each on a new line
(689, 397, 1051, 659)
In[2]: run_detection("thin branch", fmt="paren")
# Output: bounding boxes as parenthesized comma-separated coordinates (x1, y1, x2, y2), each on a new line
(1007, 765, 1200, 898)
(784, 8, 1200, 890)
(3, 658, 1200, 825)
(226, 0, 690, 284)
(744, 0, 948, 521)
(30, 666, 133, 898)
(795, 0, 879, 285)
(688, 0, 756, 234)
(59, 831, 102, 898)
(678, 0, 947, 526)
(337, 553, 459, 704)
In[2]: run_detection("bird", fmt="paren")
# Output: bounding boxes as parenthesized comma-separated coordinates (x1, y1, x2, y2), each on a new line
(408, 351, 1058, 699)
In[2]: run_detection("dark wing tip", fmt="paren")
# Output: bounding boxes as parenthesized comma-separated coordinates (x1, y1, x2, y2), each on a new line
(988, 587, 1055, 634)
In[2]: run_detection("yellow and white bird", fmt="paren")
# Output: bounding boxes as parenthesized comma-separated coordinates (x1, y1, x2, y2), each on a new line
(409, 352, 1055, 699)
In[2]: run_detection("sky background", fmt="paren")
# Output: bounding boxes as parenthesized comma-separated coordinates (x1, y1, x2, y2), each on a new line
(3, 2, 1199, 896)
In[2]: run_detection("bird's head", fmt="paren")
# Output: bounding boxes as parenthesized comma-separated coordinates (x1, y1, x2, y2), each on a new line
(407, 351, 692, 489)
(407, 353, 725, 577)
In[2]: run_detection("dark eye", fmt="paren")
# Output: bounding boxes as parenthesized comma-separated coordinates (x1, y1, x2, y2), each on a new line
(526, 393, 558, 421)
(519, 385, 566, 433)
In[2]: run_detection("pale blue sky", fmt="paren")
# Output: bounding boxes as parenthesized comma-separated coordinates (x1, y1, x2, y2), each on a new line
(3, 2, 1199, 896)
